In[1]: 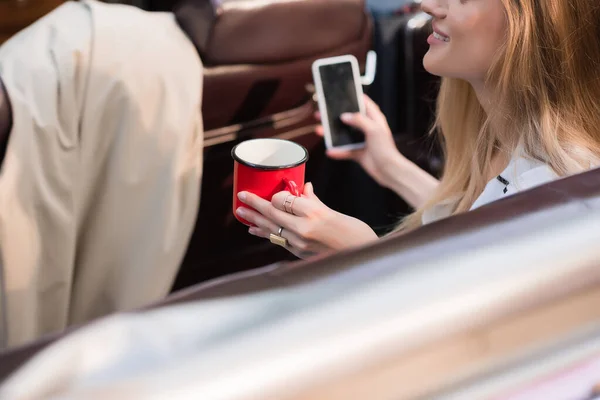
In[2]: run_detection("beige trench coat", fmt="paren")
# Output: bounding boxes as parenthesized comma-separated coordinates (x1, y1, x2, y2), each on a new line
(0, 0, 203, 348)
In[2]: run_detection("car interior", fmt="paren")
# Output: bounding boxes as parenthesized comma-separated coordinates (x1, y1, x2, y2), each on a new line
(0, 0, 599, 397)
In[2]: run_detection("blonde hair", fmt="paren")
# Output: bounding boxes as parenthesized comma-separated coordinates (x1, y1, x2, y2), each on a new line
(396, 0, 600, 232)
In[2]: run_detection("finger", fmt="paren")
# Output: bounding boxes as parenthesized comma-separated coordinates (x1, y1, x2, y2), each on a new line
(249, 226, 311, 254)
(271, 191, 317, 218)
(315, 125, 324, 137)
(362, 94, 389, 127)
(303, 182, 315, 198)
(340, 112, 377, 136)
(238, 192, 300, 230)
(236, 206, 280, 234)
(314, 111, 321, 121)
(302, 182, 324, 205)
(248, 226, 269, 239)
(239, 194, 318, 253)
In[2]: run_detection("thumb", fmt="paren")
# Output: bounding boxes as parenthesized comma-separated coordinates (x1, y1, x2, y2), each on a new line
(303, 182, 323, 201)
(303, 182, 315, 197)
(302, 182, 324, 204)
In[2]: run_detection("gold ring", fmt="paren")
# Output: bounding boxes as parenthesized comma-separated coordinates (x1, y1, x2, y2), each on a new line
(289, 196, 297, 215)
(284, 195, 295, 214)
(269, 233, 288, 248)
(282, 196, 289, 212)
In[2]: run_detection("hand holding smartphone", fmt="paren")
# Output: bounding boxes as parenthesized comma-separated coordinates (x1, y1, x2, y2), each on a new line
(312, 55, 366, 151)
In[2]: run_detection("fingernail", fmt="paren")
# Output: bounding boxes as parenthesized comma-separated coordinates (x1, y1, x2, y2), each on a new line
(248, 227, 256, 235)
(236, 208, 245, 217)
(237, 192, 247, 201)
(340, 113, 353, 122)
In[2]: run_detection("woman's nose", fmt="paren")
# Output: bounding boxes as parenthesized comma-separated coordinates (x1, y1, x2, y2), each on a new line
(421, 0, 447, 18)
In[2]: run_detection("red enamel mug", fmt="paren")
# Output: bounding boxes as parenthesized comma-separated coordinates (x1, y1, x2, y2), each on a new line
(232, 138, 308, 226)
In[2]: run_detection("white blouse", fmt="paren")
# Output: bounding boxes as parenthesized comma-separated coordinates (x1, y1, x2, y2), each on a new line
(422, 155, 558, 225)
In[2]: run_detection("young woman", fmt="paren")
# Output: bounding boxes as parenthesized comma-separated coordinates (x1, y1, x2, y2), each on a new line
(237, 0, 600, 258)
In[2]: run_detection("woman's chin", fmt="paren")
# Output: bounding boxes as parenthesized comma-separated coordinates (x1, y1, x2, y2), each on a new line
(422, 57, 443, 78)
(423, 54, 462, 79)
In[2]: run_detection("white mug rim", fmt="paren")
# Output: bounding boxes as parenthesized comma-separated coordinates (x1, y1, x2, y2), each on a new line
(231, 138, 309, 170)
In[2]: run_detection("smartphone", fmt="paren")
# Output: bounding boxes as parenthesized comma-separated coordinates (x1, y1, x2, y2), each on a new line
(312, 55, 366, 151)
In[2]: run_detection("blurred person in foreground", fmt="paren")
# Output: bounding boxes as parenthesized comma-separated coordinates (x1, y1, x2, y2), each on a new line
(239, 0, 600, 258)
(0, 0, 203, 348)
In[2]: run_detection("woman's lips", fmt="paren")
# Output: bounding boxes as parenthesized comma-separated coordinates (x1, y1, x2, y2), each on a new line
(428, 24, 450, 45)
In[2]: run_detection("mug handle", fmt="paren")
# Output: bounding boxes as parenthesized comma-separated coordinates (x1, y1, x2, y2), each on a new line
(283, 178, 301, 197)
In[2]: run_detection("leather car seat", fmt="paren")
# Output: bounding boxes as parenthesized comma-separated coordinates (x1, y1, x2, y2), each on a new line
(175, 0, 372, 131)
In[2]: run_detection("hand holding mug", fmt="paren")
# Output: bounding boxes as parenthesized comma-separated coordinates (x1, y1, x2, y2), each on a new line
(232, 138, 307, 226)
(236, 183, 378, 259)
(232, 137, 378, 259)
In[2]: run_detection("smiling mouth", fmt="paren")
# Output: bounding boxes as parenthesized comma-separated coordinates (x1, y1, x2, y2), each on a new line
(433, 32, 450, 42)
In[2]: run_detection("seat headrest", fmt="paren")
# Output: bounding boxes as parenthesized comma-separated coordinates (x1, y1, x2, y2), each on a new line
(175, 0, 368, 65)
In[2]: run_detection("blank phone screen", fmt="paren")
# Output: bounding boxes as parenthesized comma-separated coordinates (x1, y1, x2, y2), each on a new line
(318, 62, 364, 147)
